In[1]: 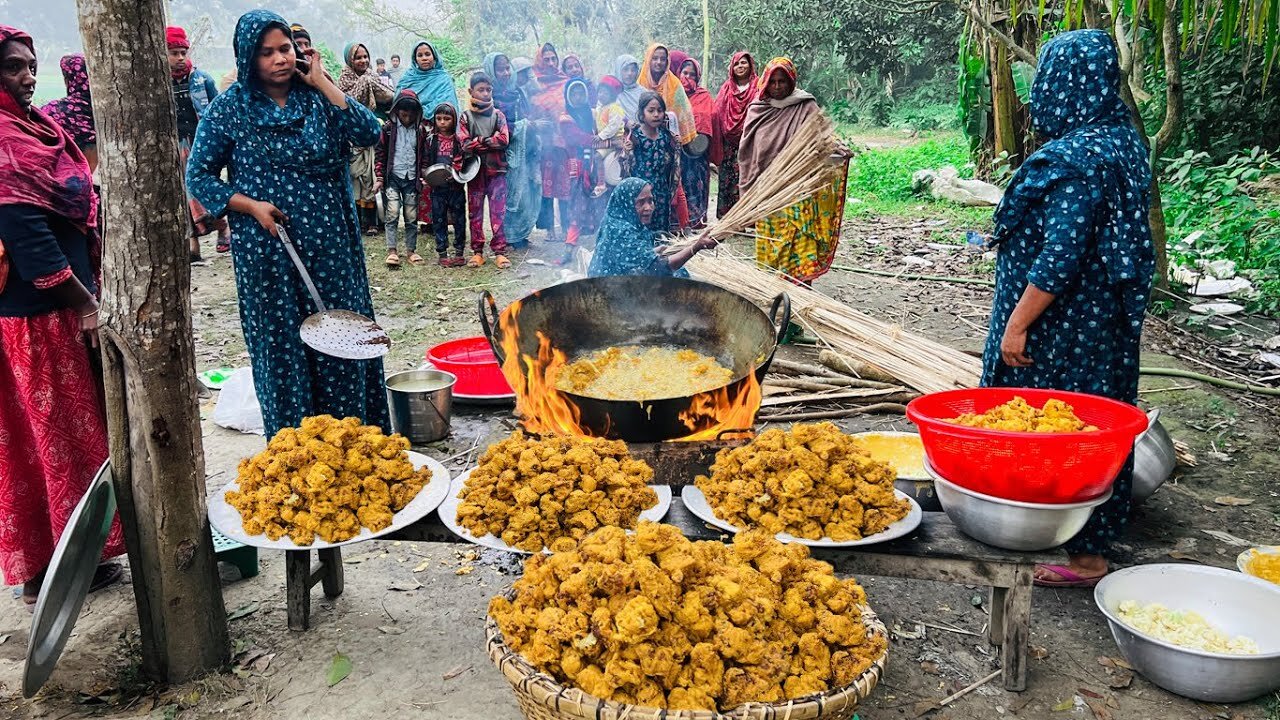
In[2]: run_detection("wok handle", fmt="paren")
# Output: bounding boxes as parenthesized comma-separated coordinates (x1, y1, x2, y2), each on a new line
(768, 293, 792, 346)
(477, 290, 505, 365)
(276, 224, 328, 313)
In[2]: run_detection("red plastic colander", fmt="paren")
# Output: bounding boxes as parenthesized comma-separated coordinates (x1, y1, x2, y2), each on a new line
(906, 388, 1149, 504)
(426, 337, 514, 398)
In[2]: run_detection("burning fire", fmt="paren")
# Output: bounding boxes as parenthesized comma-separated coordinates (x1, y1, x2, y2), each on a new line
(496, 298, 761, 441)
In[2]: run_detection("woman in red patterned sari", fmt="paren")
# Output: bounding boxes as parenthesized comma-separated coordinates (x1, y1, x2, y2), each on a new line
(0, 26, 124, 606)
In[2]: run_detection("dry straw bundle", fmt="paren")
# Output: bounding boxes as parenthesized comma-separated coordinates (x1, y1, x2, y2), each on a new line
(689, 254, 982, 395)
(705, 112, 844, 243)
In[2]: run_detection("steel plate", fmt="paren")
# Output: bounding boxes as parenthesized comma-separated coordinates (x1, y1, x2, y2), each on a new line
(24, 461, 117, 697)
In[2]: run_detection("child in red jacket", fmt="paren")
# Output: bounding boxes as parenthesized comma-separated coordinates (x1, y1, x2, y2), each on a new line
(426, 103, 467, 267)
(459, 72, 511, 269)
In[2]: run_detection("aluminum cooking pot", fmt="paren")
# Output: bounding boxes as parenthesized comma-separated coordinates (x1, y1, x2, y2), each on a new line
(1133, 408, 1176, 504)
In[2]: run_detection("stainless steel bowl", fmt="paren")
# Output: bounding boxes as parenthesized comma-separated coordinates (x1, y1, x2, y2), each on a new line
(926, 463, 1110, 551)
(386, 369, 456, 444)
(1095, 564, 1280, 703)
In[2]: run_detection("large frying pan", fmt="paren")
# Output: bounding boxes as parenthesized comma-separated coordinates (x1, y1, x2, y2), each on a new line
(479, 276, 790, 442)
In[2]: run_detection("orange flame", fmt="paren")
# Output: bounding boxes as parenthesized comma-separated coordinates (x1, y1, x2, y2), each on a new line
(496, 297, 761, 441)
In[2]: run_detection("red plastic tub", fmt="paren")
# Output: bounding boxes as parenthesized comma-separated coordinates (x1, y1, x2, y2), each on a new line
(425, 337, 513, 399)
(906, 388, 1148, 504)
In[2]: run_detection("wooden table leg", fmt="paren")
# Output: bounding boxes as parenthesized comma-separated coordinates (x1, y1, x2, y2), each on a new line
(318, 547, 344, 599)
(285, 550, 311, 631)
(1000, 565, 1034, 691)
(989, 585, 1007, 646)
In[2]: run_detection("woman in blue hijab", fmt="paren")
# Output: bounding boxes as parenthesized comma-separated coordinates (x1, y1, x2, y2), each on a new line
(395, 41, 458, 114)
(982, 30, 1154, 588)
(185, 10, 390, 435)
(588, 178, 715, 277)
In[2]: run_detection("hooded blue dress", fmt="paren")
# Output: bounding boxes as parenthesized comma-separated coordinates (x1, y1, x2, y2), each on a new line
(186, 10, 390, 436)
(981, 30, 1154, 556)
(587, 177, 688, 278)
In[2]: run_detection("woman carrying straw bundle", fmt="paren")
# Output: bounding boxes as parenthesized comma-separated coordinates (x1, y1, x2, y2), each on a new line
(339, 41, 395, 236)
(710, 51, 758, 214)
(983, 31, 1154, 590)
(738, 57, 849, 283)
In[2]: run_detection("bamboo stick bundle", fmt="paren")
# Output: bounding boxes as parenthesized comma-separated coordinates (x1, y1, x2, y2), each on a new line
(689, 254, 982, 394)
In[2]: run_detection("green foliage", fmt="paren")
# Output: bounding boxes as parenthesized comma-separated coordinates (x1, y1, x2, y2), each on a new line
(842, 132, 993, 227)
(957, 29, 991, 152)
(1143, 38, 1280, 160)
(316, 43, 345, 81)
(1163, 148, 1280, 313)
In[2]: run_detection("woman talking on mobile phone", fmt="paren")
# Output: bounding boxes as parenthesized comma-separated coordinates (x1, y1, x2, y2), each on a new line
(185, 10, 390, 436)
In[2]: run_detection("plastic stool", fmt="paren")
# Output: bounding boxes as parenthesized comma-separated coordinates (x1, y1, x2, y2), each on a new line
(212, 527, 259, 579)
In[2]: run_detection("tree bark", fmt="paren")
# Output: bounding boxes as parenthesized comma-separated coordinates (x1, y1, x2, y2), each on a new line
(989, 34, 1020, 164)
(76, 0, 230, 682)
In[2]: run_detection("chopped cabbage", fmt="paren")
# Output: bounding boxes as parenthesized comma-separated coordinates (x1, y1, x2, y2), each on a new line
(1117, 600, 1259, 655)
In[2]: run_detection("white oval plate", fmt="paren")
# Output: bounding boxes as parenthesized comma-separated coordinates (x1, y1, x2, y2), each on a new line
(681, 485, 923, 547)
(438, 469, 672, 555)
(209, 451, 451, 550)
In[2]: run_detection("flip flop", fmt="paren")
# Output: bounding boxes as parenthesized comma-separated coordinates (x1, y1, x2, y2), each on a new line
(89, 562, 124, 594)
(1034, 564, 1106, 588)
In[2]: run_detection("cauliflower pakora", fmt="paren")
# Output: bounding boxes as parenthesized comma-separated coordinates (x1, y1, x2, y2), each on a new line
(554, 346, 734, 401)
(489, 522, 887, 711)
(946, 396, 1098, 433)
(695, 423, 911, 541)
(225, 415, 430, 545)
(455, 431, 658, 552)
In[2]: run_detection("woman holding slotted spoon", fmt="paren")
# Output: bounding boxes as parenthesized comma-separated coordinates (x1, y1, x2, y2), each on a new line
(186, 10, 390, 435)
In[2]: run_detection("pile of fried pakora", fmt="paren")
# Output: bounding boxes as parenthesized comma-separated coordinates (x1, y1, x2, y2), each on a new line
(695, 423, 911, 542)
(455, 431, 658, 552)
(555, 346, 734, 400)
(490, 522, 887, 711)
(947, 396, 1098, 433)
(226, 415, 430, 545)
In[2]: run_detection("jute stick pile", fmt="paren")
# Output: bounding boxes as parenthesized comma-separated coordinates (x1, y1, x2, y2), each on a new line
(689, 254, 983, 395)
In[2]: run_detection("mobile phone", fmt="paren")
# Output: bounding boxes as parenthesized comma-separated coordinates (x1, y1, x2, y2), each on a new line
(295, 56, 311, 74)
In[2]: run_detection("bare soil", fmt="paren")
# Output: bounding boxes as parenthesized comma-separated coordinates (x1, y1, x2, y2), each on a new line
(1, 219, 1277, 720)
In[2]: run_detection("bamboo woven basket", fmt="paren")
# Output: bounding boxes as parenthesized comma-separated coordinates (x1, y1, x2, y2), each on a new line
(485, 590, 888, 720)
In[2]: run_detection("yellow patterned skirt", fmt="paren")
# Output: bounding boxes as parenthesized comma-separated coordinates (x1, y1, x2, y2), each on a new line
(754, 157, 851, 283)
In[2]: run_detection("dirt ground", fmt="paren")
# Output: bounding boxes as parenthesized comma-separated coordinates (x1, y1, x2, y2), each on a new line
(1, 215, 1278, 720)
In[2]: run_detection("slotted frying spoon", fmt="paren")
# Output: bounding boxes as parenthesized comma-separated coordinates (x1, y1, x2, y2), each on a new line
(276, 223, 391, 360)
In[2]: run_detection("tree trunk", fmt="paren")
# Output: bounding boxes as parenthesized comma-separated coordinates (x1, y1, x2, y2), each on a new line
(76, 0, 230, 682)
(990, 39, 1020, 164)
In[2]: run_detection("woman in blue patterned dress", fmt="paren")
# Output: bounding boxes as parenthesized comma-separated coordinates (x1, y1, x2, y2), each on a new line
(186, 10, 390, 436)
(587, 178, 715, 277)
(982, 30, 1154, 587)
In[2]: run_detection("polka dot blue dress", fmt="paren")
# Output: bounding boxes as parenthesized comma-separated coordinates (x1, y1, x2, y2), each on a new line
(981, 30, 1155, 557)
(186, 10, 390, 436)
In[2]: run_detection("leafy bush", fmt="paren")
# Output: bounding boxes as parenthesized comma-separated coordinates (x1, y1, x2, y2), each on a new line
(1163, 148, 1280, 313)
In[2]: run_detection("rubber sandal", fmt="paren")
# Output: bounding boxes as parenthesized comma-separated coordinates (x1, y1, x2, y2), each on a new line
(216, 241, 231, 254)
(407, 253, 424, 265)
(494, 255, 512, 269)
(1034, 564, 1106, 588)
(386, 252, 401, 267)
(467, 254, 485, 268)
(89, 562, 123, 593)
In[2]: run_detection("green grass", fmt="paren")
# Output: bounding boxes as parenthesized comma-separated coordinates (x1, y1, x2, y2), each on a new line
(842, 131, 994, 229)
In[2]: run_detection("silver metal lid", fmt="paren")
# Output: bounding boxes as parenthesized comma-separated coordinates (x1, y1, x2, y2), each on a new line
(24, 461, 118, 697)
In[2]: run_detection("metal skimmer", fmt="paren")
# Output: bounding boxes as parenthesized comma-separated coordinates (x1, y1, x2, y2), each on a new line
(277, 223, 390, 360)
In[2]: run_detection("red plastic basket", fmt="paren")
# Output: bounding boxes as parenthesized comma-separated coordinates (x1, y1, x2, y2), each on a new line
(906, 388, 1149, 504)
(426, 337, 513, 398)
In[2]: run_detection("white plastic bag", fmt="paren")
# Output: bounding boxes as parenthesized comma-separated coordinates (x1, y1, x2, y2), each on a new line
(212, 367, 264, 435)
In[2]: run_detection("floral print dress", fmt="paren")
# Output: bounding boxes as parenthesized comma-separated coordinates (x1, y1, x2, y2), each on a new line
(981, 30, 1155, 556)
(626, 125, 680, 233)
(186, 10, 390, 436)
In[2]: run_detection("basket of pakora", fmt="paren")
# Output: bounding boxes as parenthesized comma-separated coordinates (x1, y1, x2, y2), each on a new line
(209, 415, 451, 549)
(485, 522, 888, 719)
(440, 431, 670, 553)
(906, 388, 1148, 503)
(685, 423, 921, 547)
(479, 276, 789, 442)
